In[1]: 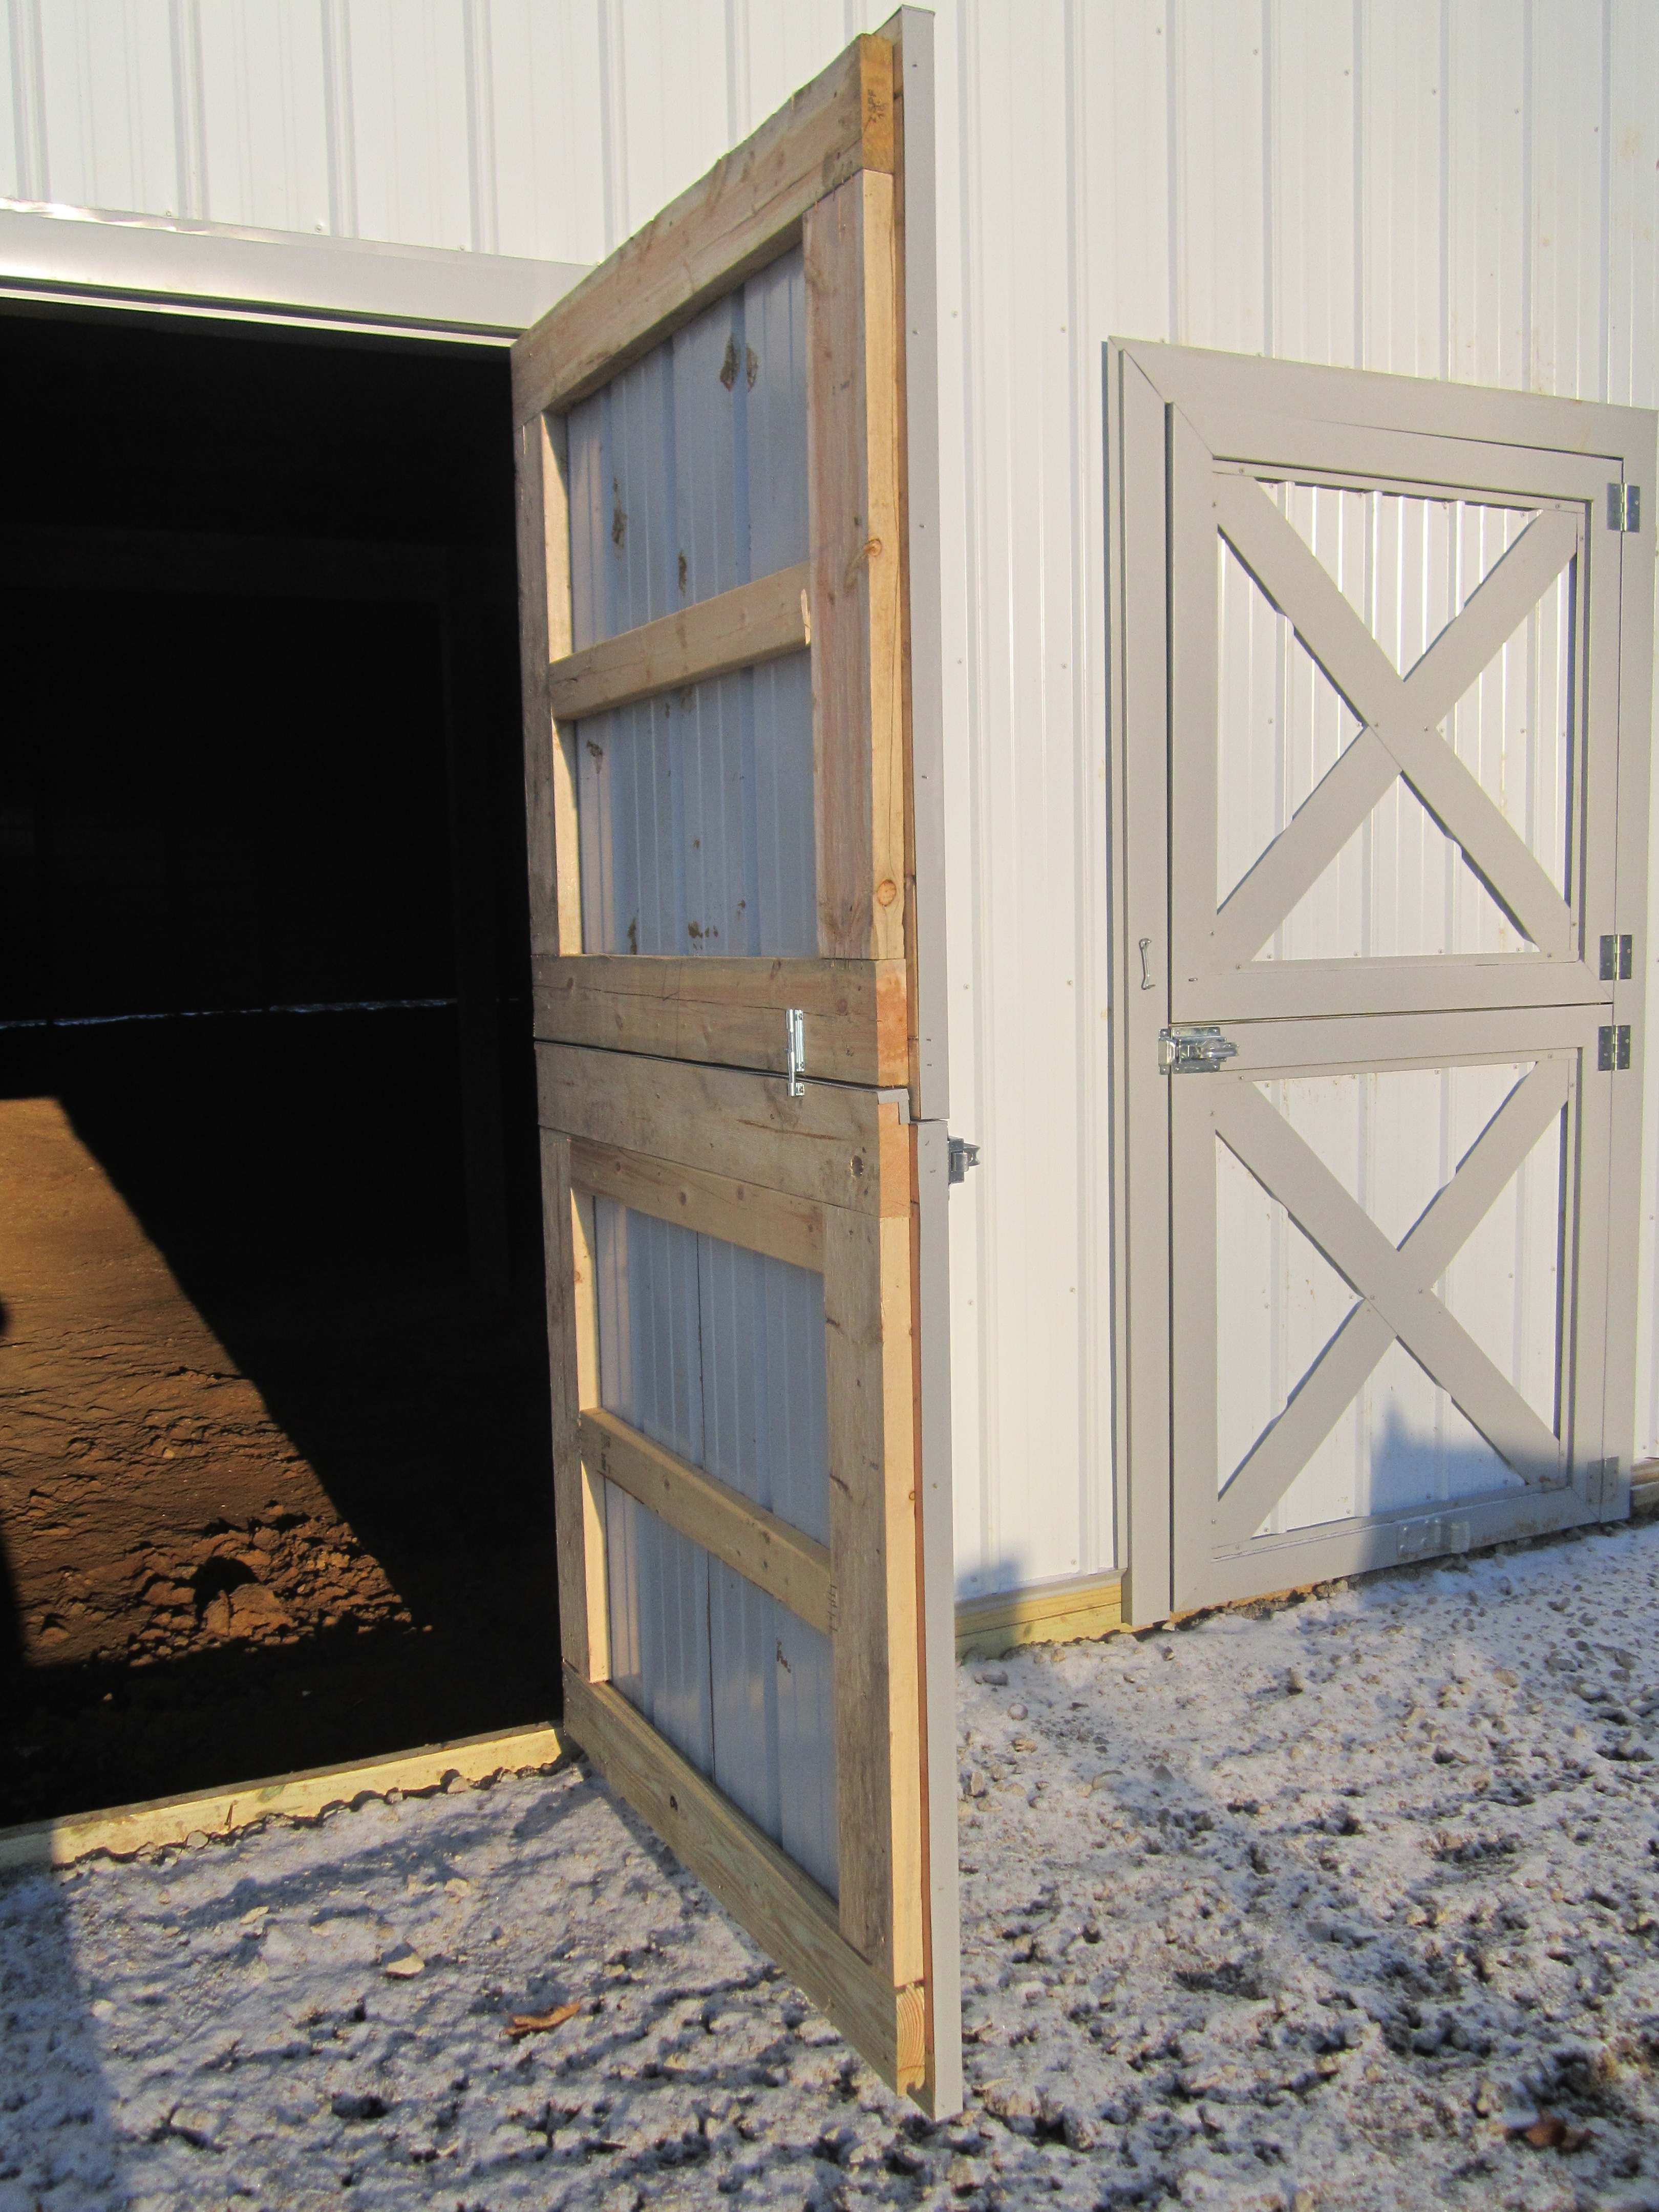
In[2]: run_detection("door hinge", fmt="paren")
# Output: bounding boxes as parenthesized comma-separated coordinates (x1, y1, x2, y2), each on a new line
(785, 1007, 805, 1097)
(1607, 482, 1641, 533)
(1600, 932, 1634, 982)
(1159, 1025, 1238, 1075)
(948, 1136, 980, 1184)
(1598, 1023, 1632, 1072)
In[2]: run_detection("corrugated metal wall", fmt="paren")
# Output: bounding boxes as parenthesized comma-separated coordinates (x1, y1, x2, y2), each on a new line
(6, 0, 1656, 1599)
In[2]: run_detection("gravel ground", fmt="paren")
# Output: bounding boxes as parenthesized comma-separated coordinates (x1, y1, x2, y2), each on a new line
(3, 1519, 1658, 2211)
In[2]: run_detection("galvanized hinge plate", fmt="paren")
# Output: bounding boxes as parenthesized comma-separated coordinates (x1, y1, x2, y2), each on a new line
(1159, 1025, 1239, 1075)
(1600, 932, 1635, 981)
(1397, 1514, 1471, 1561)
(785, 1007, 805, 1097)
(1598, 1023, 1632, 1072)
(1607, 482, 1642, 533)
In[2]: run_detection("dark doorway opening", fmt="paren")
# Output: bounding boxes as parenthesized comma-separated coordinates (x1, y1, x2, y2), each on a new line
(0, 308, 556, 1827)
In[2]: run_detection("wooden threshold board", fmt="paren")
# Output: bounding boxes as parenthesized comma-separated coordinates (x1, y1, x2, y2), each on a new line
(0, 1725, 568, 1874)
(954, 1570, 1125, 1660)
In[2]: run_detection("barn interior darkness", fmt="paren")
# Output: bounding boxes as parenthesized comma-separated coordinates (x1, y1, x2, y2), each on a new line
(0, 307, 557, 1826)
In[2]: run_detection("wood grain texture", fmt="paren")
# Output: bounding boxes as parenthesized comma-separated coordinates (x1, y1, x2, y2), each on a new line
(547, 564, 810, 722)
(569, 1138, 824, 1273)
(516, 411, 581, 959)
(805, 169, 905, 963)
(562, 1670, 924, 2093)
(516, 414, 558, 962)
(579, 1407, 833, 1635)
(541, 1133, 608, 1681)
(511, 38, 893, 424)
(823, 1200, 923, 1985)
(0, 1726, 569, 1875)
(533, 954, 908, 1086)
(537, 1043, 909, 1217)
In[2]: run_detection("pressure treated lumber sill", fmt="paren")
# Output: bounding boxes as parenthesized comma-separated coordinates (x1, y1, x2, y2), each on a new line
(0, 1725, 568, 1874)
(512, 37, 894, 422)
(562, 1670, 925, 2095)
(533, 954, 908, 1087)
(547, 565, 810, 722)
(580, 1407, 833, 1634)
(954, 1570, 1125, 1661)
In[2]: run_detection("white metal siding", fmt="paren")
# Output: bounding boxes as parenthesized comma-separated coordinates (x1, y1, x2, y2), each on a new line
(8, 0, 1657, 1592)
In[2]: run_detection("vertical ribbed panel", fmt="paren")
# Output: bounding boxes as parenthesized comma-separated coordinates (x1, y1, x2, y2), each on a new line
(591, 1200, 836, 1894)
(567, 250, 813, 961)
(594, 1198, 712, 1774)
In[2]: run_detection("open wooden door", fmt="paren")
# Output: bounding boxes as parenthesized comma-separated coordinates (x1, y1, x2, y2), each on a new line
(513, 21, 960, 2114)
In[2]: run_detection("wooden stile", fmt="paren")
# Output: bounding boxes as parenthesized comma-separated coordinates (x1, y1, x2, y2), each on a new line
(513, 17, 952, 2113)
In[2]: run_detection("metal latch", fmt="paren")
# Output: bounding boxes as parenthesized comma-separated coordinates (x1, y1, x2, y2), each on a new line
(1608, 482, 1642, 533)
(1598, 1024, 1632, 1073)
(785, 1007, 805, 1097)
(1158, 1026, 1238, 1075)
(948, 1136, 980, 1184)
(1600, 932, 1634, 981)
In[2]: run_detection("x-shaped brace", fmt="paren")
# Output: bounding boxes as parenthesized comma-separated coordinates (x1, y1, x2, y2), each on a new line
(1210, 477, 1580, 967)
(1211, 1057, 1571, 1550)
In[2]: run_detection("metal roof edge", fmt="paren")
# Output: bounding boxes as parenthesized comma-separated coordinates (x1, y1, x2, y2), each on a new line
(0, 202, 589, 340)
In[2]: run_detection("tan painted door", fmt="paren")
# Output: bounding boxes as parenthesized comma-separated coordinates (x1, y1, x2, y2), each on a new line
(1109, 342, 1655, 1620)
(513, 23, 959, 2114)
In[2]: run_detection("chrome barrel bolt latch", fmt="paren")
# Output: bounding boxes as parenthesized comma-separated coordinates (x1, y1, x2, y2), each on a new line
(785, 1007, 806, 1098)
(1158, 1026, 1239, 1075)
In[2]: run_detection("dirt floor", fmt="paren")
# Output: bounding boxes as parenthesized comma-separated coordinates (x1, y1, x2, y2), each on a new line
(0, 1069, 558, 1830)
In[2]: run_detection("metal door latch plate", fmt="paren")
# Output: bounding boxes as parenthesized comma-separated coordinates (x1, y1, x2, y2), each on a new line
(1159, 1026, 1238, 1075)
(1397, 1515, 1471, 1561)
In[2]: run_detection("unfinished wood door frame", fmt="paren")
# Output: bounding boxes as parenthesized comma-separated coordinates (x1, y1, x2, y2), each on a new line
(1108, 339, 1657, 1626)
(514, 18, 958, 2115)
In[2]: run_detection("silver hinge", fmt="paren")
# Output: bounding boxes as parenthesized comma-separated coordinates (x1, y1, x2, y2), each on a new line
(1600, 932, 1635, 982)
(785, 1007, 805, 1097)
(1608, 482, 1641, 533)
(947, 1136, 980, 1184)
(1598, 1024, 1632, 1072)
(1158, 1025, 1239, 1075)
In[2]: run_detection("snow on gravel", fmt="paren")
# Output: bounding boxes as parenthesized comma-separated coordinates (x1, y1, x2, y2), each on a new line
(4, 1521, 1659, 2212)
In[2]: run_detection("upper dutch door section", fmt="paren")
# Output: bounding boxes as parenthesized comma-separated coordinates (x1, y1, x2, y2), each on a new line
(514, 36, 910, 1096)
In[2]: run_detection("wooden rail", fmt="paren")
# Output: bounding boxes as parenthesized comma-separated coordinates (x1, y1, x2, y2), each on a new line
(580, 1408, 833, 1634)
(533, 953, 908, 1089)
(547, 565, 810, 722)
(512, 39, 894, 422)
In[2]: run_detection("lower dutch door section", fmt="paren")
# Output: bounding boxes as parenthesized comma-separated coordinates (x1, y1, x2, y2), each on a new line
(1171, 1010, 1618, 1611)
(541, 1090, 936, 2108)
